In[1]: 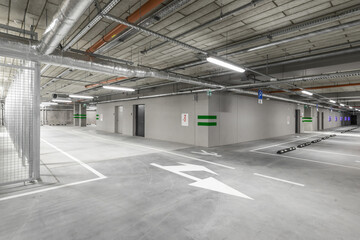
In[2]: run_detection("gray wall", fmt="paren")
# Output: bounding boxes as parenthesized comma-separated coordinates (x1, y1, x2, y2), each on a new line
(96, 93, 210, 146)
(208, 93, 297, 146)
(97, 92, 352, 147)
(42, 110, 73, 125)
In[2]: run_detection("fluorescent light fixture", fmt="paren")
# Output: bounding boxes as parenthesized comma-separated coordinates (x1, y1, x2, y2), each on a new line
(301, 90, 313, 96)
(52, 99, 72, 103)
(329, 100, 336, 103)
(206, 57, 245, 73)
(40, 102, 58, 106)
(69, 94, 94, 99)
(103, 86, 135, 92)
(349, 106, 353, 109)
(340, 103, 345, 106)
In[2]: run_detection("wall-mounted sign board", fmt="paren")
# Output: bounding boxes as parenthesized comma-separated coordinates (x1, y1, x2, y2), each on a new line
(181, 113, 189, 126)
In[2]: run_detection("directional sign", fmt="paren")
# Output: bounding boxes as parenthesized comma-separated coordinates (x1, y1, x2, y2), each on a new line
(151, 162, 253, 199)
(191, 150, 222, 157)
(258, 90, 263, 104)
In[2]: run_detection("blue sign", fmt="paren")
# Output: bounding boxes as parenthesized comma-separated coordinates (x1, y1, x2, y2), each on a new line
(316, 104, 318, 112)
(258, 90, 263, 104)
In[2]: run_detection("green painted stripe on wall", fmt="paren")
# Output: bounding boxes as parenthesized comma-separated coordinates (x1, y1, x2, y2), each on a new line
(302, 117, 312, 120)
(74, 114, 86, 117)
(198, 115, 217, 119)
(198, 122, 217, 126)
(96, 118, 99, 120)
(74, 117, 87, 119)
(302, 120, 312, 122)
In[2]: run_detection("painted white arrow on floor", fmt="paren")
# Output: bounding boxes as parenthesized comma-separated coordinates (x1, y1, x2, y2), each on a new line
(151, 162, 253, 200)
(191, 150, 222, 157)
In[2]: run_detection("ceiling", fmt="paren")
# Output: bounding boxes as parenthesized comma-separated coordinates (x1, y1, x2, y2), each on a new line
(0, 0, 360, 107)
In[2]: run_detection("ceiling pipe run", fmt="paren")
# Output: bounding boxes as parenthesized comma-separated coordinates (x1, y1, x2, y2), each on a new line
(229, 70, 360, 89)
(85, 77, 128, 88)
(37, 0, 94, 55)
(268, 82, 360, 94)
(214, 6, 360, 54)
(141, 0, 265, 54)
(226, 19, 360, 56)
(0, 34, 222, 89)
(63, 0, 121, 51)
(103, 14, 207, 54)
(97, 0, 192, 54)
(87, 0, 166, 53)
(150, 6, 360, 72)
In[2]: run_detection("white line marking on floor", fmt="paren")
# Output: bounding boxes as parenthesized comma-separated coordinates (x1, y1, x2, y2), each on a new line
(298, 148, 360, 158)
(0, 139, 108, 202)
(41, 138, 106, 178)
(251, 135, 320, 151)
(0, 177, 105, 202)
(254, 173, 305, 187)
(70, 130, 235, 170)
(356, 161, 360, 163)
(252, 150, 360, 171)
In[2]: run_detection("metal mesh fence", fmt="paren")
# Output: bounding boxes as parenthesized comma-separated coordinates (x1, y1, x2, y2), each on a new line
(0, 57, 40, 185)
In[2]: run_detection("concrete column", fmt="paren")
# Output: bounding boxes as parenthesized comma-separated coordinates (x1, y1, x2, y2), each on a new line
(74, 104, 80, 126)
(80, 104, 87, 127)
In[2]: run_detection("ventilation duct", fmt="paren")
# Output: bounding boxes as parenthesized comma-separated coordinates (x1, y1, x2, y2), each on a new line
(37, 0, 94, 55)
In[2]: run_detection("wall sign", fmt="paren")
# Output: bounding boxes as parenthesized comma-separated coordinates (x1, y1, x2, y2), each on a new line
(258, 90, 263, 104)
(181, 113, 189, 126)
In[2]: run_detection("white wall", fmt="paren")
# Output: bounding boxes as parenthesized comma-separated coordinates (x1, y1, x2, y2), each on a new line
(86, 110, 97, 125)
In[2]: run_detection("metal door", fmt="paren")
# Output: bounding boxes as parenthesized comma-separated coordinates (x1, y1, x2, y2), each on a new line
(115, 106, 123, 134)
(295, 109, 300, 133)
(135, 105, 145, 137)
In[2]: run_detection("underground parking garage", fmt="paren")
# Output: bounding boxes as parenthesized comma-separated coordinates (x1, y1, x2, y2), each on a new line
(1, 0, 360, 239)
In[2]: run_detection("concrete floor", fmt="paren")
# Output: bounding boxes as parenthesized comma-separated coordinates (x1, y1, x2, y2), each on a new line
(0, 126, 360, 240)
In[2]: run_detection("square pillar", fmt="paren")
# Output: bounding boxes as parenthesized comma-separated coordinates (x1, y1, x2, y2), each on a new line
(74, 104, 80, 126)
(80, 104, 87, 127)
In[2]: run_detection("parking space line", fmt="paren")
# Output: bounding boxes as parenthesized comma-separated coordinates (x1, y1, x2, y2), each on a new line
(41, 138, 106, 178)
(298, 148, 360, 158)
(252, 150, 360, 171)
(254, 173, 305, 187)
(0, 139, 107, 202)
(251, 135, 320, 151)
(0, 177, 104, 202)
